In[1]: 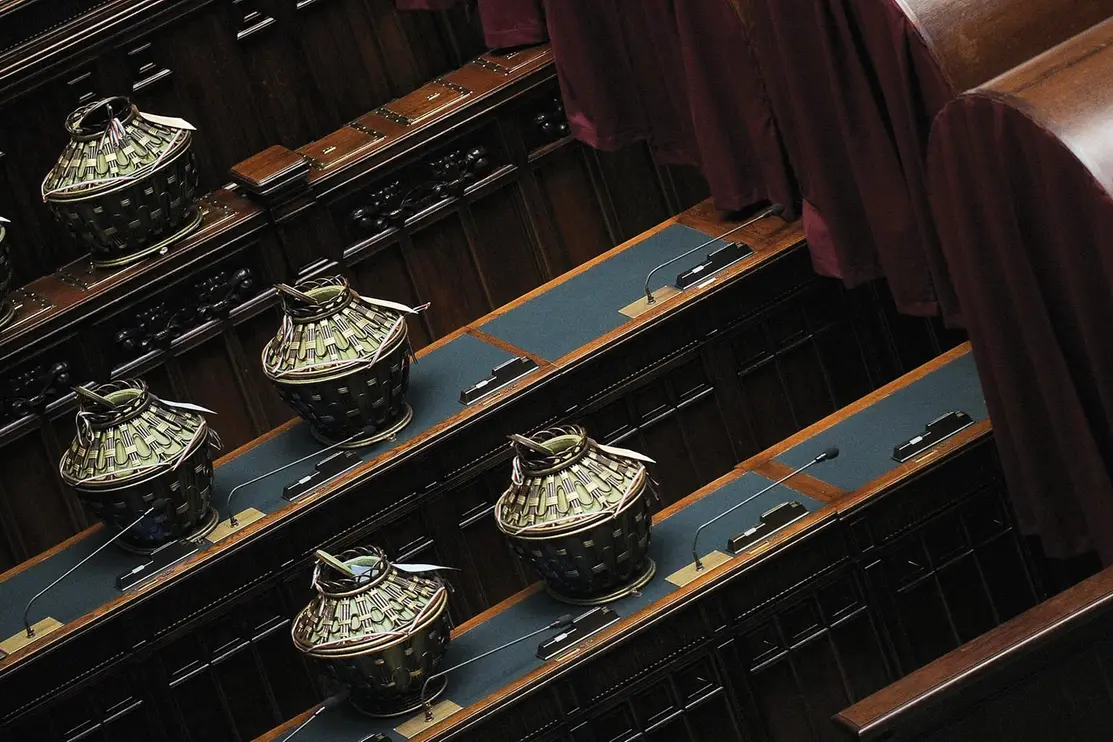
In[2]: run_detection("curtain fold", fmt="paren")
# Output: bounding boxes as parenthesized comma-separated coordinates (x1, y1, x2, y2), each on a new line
(928, 92, 1113, 563)
(396, 0, 798, 216)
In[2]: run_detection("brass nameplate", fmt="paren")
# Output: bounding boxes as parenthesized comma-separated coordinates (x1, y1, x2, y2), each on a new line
(377, 80, 470, 127)
(474, 46, 548, 74)
(0, 289, 52, 332)
(207, 508, 266, 543)
(666, 551, 732, 588)
(395, 700, 463, 738)
(0, 617, 63, 656)
(619, 285, 681, 319)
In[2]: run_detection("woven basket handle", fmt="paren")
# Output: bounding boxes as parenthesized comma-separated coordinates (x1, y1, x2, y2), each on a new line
(508, 433, 552, 456)
(275, 283, 321, 305)
(73, 385, 119, 410)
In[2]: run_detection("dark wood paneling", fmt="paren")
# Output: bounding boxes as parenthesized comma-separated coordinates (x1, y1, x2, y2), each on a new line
(0, 215, 956, 742)
(533, 145, 616, 274)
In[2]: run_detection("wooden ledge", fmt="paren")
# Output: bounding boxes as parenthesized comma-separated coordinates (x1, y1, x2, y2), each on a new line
(834, 565, 1113, 738)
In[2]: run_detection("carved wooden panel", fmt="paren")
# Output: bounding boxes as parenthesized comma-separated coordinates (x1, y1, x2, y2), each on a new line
(96, 244, 275, 451)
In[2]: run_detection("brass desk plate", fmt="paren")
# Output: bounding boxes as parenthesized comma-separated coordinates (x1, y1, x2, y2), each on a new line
(207, 508, 265, 543)
(0, 617, 63, 657)
(619, 285, 681, 319)
(395, 700, 463, 739)
(666, 550, 732, 588)
(0, 289, 52, 332)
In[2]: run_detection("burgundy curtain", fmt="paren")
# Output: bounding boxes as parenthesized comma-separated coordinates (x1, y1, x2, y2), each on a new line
(743, 0, 921, 306)
(743, 0, 1113, 318)
(398, 0, 797, 215)
(927, 24, 1113, 562)
(541, 0, 798, 213)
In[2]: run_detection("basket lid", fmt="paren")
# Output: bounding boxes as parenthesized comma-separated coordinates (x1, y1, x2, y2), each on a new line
(42, 97, 193, 201)
(59, 380, 212, 488)
(262, 276, 420, 381)
(291, 546, 448, 656)
(494, 425, 654, 537)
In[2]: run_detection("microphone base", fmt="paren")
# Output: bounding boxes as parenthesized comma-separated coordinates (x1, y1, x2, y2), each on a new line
(666, 550, 732, 588)
(394, 697, 463, 739)
(351, 676, 447, 718)
(546, 558, 656, 606)
(207, 507, 266, 544)
(620, 287, 681, 319)
(0, 616, 63, 659)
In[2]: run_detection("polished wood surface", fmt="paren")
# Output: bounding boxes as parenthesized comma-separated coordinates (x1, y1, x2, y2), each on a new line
(898, 0, 1113, 92)
(0, 201, 779, 668)
(834, 562, 1113, 740)
(0, 198, 957, 742)
(960, 16, 1113, 191)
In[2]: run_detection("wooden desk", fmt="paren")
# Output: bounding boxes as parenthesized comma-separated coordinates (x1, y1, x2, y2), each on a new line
(0, 199, 946, 741)
(257, 343, 1038, 742)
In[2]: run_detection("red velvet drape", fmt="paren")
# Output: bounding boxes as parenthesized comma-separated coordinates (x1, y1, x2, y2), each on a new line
(743, 0, 1113, 318)
(928, 29, 1113, 562)
(399, 0, 797, 216)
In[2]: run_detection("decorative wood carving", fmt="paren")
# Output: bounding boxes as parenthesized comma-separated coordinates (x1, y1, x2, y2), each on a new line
(0, 361, 71, 425)
(532, 96, 570, 145)
(347, 145, 494, 238)
(114, 267, 258, 357)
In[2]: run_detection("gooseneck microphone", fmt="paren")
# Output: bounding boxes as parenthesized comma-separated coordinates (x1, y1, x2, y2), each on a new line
(419, 614, 575, 721)
(23, 506, 155, 638)
(643, 203, 785, 304)
(225, 431, 362, 526)
(281, 691, 349, 741)
(691, 447, 838, 571)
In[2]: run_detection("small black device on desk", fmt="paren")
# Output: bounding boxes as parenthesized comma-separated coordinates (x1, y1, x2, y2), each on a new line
(675, 242, 754, 289)
(727, 501, 810, 554)
(116, 539, 199, 591)
(536, 607, 621, 661)
(283, 450, 362, 502)
(892, 410, 974, 463)
(460, 356, 539, 405)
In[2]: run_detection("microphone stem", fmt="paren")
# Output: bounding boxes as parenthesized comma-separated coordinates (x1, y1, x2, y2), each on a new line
(226, 431, 360, 525)
(23, 506, 155, 637)
(643, 204, 780, 304)
(420, 620, 568, 720)
(691, 457, 822, 571)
